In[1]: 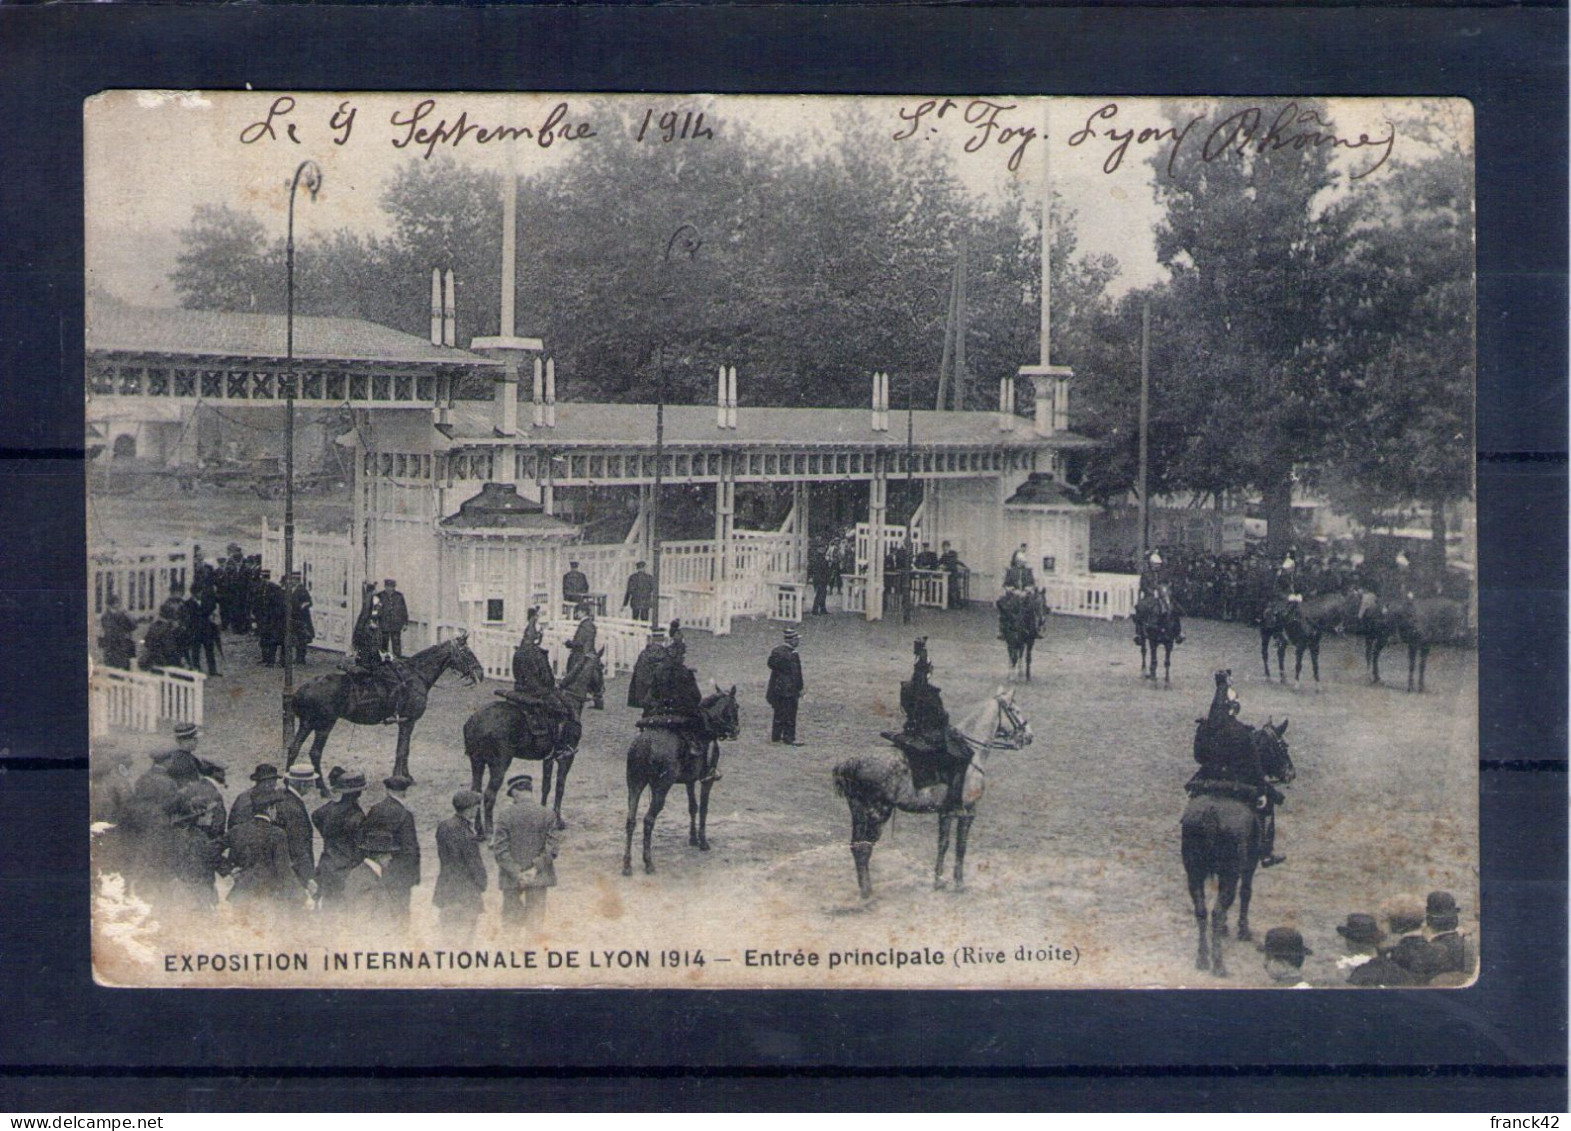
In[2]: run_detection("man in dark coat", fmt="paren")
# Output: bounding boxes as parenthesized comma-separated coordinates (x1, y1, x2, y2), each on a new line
(342, 827, 400, 922)
(287, 573, 315, 664)
(938, 542, 967, 608)
(362, 775, 421, 923)
(503, 631, 573, 742)
(433, 790, 488, 941)
(567, 606, 604, 709)
(628, 627, 667, 710)
(378, 579, 409, 658)
(256, 570, 286, 666)
(623, 561, 655, 623)
(217, 545, 247, 633)
(807, 548, 831, 616)
(228, 763, 285, 830)
(138, 615, 185, 671)
(277, 765, 319, 889)
(226, 789, 307, 911)
(766, 627, 805, 745)
(311, 767, 367, 910)
(561, 561, 590, 607)
(90, 749, 137, 876)
(490, 774, 561, 930)
(185, 572, 222, 676)
(98, 593, 138, 670)
(165, 791, 227, 910)
(1189, 671, 1285, 867)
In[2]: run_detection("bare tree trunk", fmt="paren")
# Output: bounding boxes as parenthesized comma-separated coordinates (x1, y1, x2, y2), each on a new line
(1263, 470, 1294, 559)
(1428, 495, 1449, 592)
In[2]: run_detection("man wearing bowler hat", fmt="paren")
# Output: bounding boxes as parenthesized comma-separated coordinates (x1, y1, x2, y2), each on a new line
(1423, 890, 1476, 985)
(311, 767, 368, 909)
(1258, 925, 1314, 987)
(434, 790, 488, 942)
(363, 775, 421, 923)
(226, 789, 307, 911)
(766, 627, 805, 745)
(490, 774, 560, 930)
(343, 827, 401, 921)
(1337, 911, 1419, 987)
(228, 763, 283, 830)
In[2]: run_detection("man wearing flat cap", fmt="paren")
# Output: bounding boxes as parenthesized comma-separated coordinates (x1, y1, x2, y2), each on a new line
(311, 768, 368, 910)
(363, 775, 421, 923)
(490, 774, 561, 930)
(766, 627, 805, 746)
(434, 790, 488, 942)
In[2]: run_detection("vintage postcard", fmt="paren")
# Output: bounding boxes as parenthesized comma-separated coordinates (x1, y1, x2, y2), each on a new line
(86, 92, 1476, 989)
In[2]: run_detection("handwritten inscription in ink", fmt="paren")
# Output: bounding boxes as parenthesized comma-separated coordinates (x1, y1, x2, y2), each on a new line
(892, 98, 1037, 172)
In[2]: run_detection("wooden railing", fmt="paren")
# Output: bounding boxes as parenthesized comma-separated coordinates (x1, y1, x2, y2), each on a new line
(1039, 573, 1139, 620)
(89, 663, 205, 737)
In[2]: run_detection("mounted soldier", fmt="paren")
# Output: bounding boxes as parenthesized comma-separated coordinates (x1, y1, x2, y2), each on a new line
(1003, 547, 1035, 591)
(636, 634, 714, 781)
(566, 604, 604, 708)
(628, 625, 667, 710)
(1134, 550, 1184, 649)
(1188, 670, 1286, 868)
(496, 621, 577, 754)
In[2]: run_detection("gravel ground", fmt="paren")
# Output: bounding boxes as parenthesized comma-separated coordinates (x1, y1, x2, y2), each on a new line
(94, 595, 1478, 991)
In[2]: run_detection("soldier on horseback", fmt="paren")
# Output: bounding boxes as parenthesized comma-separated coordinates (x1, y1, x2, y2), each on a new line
(1134, 550, 1184, 647)
(1188, 670, 1286, 868)
(495, 620, 577, 759)
(636, 634, 717, 782)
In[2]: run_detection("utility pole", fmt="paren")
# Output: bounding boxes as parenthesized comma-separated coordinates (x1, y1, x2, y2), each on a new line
(1138, 299, 1151, 563)
(282, 159, 321, 758)
(649, 223, 701, 632)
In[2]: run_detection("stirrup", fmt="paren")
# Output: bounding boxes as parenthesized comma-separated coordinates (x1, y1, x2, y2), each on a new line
(700, 771, 723, 784)
(1261, 854, 1287, 868)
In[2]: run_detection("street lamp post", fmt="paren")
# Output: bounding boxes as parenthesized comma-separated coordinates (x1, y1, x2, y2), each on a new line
(282, 159, 322, 757)
(648, 223, 701, 633)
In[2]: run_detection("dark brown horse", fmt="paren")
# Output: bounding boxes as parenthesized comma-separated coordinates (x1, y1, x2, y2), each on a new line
(997, 588, 1050, 681)
(1259, 591, 1360, 686)
(1134, 586, 1183, 684)
(286, 635, 484, 790)
(463, 646, 606, 835)
(622, 686, 741, 876)
(1180, 718, 1294, 976)
(832, 690, 1032, 900)
(1395, 597, 1467, 692)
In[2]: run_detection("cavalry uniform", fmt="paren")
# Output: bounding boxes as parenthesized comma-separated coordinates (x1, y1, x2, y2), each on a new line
(627, 635, 666, 710)
(1187, 675, 1284, 866)
(1003, 561, 1036, 590)
(501, 640, 574, 747)
(638, 644, 711, 777)
(348, 592, 413, 723)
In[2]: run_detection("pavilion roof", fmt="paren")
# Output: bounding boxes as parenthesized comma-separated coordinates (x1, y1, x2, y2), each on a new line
(86, 298, 498, 369)
(436, 401, 1095, 450)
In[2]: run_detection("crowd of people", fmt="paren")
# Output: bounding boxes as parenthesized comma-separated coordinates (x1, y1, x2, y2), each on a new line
(91, 721, 561, 939)
(97, 542, 320, 678)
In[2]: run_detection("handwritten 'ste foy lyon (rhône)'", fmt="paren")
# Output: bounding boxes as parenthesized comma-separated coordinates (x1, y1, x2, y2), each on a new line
(1067, 101, 1397, 180)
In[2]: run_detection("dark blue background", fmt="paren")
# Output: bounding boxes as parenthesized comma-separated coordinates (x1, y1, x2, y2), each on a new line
(0, 5, 1563, 1111)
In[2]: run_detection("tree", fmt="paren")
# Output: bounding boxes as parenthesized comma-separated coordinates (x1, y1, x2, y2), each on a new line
(172, 205, 280, 312)
(1144, 99, 1362, 554)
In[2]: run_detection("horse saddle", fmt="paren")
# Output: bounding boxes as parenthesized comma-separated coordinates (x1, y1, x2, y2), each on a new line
(881, 728, 969, 793)
(494, 689, 562, 743)
(342, 666, 411, 723)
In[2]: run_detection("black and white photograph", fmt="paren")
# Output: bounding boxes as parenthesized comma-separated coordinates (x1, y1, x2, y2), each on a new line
(85, 91, 1477, 990)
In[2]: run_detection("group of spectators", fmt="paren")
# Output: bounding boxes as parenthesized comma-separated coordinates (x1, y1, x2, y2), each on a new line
(1258, 891, 1477, 987)
(98, 542, 319, 677)
(90, 722, 561, 940)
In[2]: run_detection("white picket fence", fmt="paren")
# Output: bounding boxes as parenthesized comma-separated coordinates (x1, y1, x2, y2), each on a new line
(89, 542, 192, 619)
(89, 663, 205, 738)
(1040, 572, 1139, 621)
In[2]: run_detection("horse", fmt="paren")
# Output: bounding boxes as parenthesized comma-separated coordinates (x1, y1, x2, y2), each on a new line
(1259, 590, 1359, 686)
(1395, 597, 1467, 693)
(622, 686, 741, 876)
(996, 587, 1050, 681)
(1353, 590, 1399, 684)
(1179, 718, 1295, 976)
(463, 646, 606, 835)
(832, 689, 1032, 900)
(286, 634, 485, 791)
(1133, 587, 1183, 684)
